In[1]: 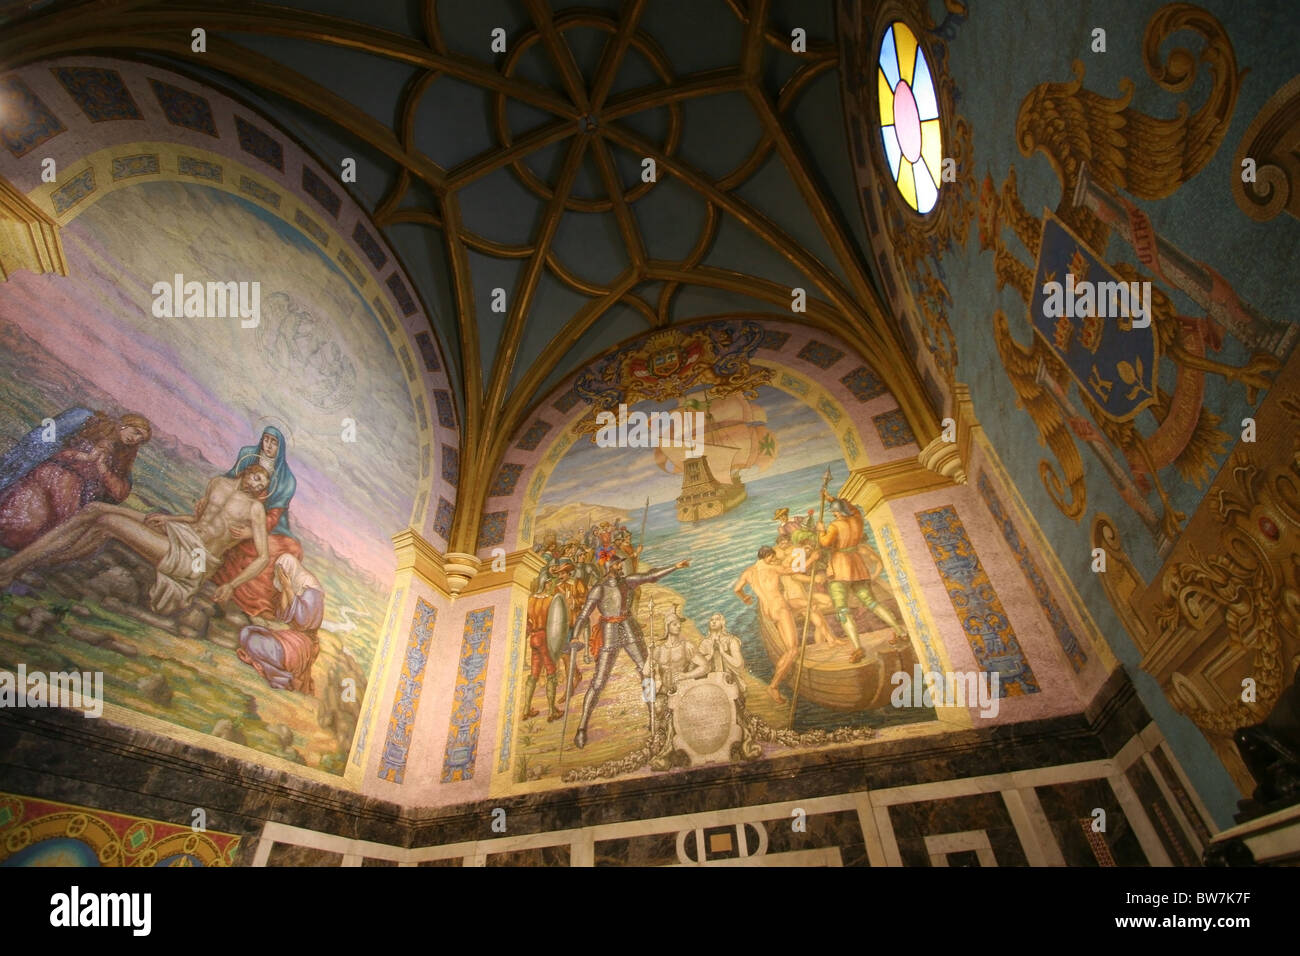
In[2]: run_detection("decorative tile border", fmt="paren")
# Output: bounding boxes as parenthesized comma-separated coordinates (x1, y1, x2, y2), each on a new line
(433, 389, 456, 428)
(797, 339, 845, 368)
(498, 604, 524, 775)
(352, 221, 388, 270)
(478, 511, 507, 548)
(51, 166, 93, 213)
(878, 523, 943, 673)
(441, 443, 459, 486)
(552, 388, 581, 412)
(293, 208, 329, 245)
(238, 174, 280, 208)
(441, 607, 494, 782)
(110, 152, 158, 179)
(841, 365, 887, 402)
(978, 472, 1087, 673)
(873, 408, 916, 448)
(516, 418, 552, 451)
(177, 154, 221, 181)
(0, 76, 66, 157)
(149, 78, 217, 136)
(915, 506, 1039, 695)
(414, 330, 441, 372)
(385, 272, 416, 316)
(52, 66, 141, 121)
(433, 497, 455, 540)
(335, 248, 364, 285)
(377, 598, 438, 784)
(234, 115, 283, 170)
(301, 162, 340, 216)
(489, 463, 524, 497)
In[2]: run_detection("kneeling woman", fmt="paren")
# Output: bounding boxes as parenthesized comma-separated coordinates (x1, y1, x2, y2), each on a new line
(238, 554, 324, 694)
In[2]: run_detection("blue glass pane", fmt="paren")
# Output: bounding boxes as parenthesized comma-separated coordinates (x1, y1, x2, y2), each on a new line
(879, 27, 900, 89)
(912, 47, 939, 121)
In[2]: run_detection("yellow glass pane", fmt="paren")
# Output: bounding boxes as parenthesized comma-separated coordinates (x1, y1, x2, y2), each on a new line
(920, 119, 943, 187)
(897, 159, 917, 210)
(894, 23, 917, 88)
(878, 67, 894, 126)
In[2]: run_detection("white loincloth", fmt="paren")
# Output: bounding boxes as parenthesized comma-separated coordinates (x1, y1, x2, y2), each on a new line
(149, 522, 218, 616)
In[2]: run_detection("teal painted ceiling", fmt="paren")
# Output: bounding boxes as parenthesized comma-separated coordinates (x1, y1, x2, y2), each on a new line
(39, 0, 884, 433)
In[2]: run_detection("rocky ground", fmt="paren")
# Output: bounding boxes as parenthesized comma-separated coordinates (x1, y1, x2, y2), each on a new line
(0, 541, 366, 775)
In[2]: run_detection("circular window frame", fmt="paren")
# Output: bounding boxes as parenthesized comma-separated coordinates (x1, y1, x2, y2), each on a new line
(876, 19, 944, 216)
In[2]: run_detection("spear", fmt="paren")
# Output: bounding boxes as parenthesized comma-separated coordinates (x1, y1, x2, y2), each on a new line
(788, 465, 832, 729)
(636, 495, 649, 573)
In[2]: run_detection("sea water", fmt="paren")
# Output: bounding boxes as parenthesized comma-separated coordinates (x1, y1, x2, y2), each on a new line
(635, 460, 930, 732)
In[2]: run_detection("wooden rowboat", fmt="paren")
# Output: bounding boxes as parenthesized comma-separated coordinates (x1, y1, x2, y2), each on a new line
(757, 608, 916, 712)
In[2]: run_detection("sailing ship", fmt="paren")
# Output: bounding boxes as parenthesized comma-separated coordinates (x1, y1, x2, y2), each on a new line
(654, 391, 777, 523)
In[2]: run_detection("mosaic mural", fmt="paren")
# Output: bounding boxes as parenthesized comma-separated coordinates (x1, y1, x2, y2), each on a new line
(502, 327, 928, 789)
(0, 177, 421, 775)
(0, 792, 240, 866)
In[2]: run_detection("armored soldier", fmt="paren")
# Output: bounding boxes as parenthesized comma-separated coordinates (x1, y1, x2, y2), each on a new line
(570, 552, 689, 748)
(524, 562, 584, 721)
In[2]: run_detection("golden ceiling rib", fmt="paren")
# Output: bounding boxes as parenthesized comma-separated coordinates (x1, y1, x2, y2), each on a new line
(499, 267, 641, 435)
(439, 193, 483, 447)
(747, 86, 886, 328)
(588, 0, 647, 111)
(601, 68, 750, 121)
(740, 0, 770, 77)
(600, 122, 862, 322)
(724, 0, 836, 61)
(524, 0, 593, 114)
(590, 137, 647, 269)
(83, 2, 581, 120)
(446, 119, 577, 192)
(476, 134, 590, 484)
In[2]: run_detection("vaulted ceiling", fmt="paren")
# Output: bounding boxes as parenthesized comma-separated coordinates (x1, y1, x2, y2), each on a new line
(3, 0, 938, 551)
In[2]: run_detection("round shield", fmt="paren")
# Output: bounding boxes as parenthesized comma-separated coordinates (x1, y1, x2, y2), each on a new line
(546, 592, 570, 660)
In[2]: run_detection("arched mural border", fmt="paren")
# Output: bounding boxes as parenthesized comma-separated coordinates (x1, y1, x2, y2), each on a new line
(0, 56, 459, 543)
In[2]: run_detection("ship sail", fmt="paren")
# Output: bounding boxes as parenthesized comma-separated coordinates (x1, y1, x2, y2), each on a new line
(654, 391, 778, 482)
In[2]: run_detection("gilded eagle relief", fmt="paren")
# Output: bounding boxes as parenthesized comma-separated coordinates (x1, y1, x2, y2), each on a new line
(979, 4, 1294, 552)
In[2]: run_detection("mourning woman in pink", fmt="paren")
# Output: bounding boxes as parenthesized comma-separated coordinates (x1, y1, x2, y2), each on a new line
(0, 409, 152, 552)
(237, 553, 325, 694)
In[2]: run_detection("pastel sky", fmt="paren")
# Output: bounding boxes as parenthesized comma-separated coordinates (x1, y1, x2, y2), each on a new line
(0, 181, 418, 581)
(538, 386, 843, 510)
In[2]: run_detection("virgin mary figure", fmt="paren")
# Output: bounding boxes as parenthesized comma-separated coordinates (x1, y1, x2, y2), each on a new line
(210, 426, 304, 616)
